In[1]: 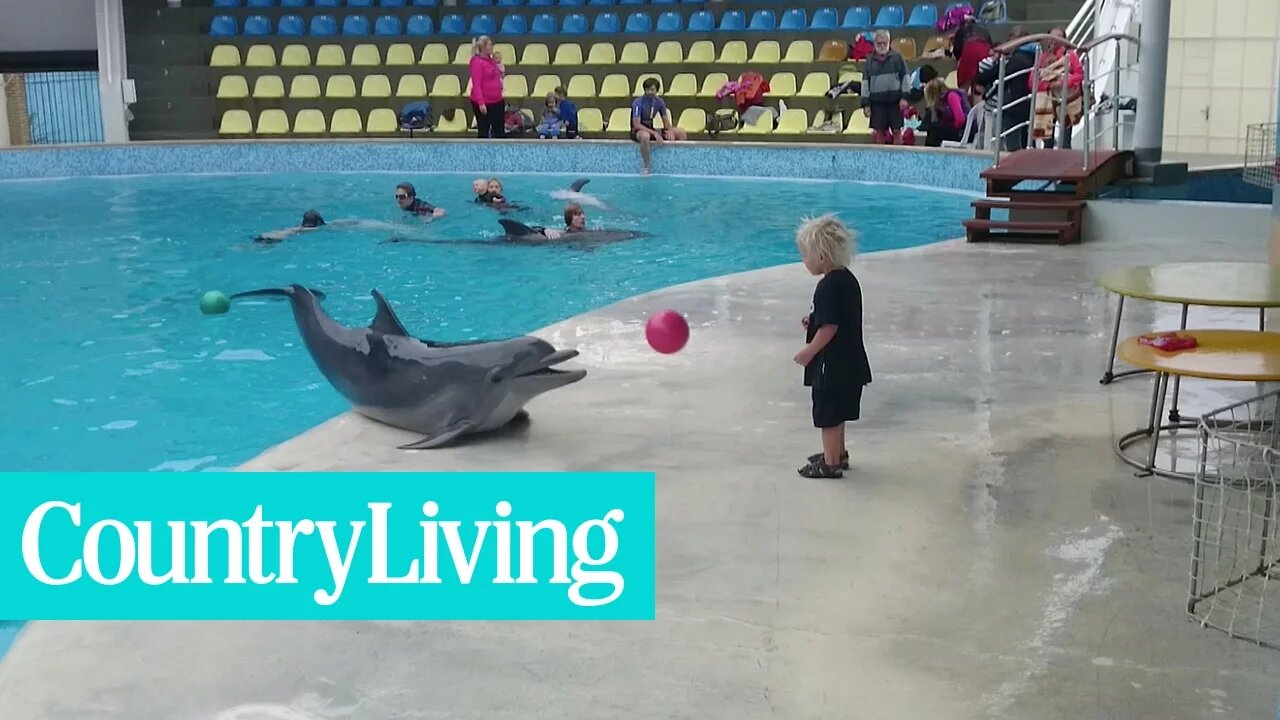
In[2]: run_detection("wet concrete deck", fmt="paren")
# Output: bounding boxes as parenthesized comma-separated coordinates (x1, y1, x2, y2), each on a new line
(3, 226, 1280, 719)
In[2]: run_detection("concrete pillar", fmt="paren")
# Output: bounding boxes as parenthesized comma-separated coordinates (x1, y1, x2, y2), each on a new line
(95, 0, 130, 143)
(1133, 0, 1171, 166)
(0, 75, 10, 148)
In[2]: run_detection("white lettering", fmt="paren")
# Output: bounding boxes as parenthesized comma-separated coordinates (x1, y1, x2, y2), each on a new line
(492, 501, 514, 584)
(134, 520, 188, 585)
(190, 519, 246, 584)
(22, 500, 82, 585)
(314, 520, 364, 606)
(243, 506, 275, 583)
(569, 509, 625, 607)
(419, 501, 442, 583)
(369, 502, 418, 584)
(275, 519, 314, 584)
(516, 519, 569, 584)
(440, 519, 488, 585)
(84, 519, 136, 586)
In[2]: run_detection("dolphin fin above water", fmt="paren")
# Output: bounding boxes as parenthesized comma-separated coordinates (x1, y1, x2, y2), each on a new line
(569, 178, 590, 192)
(369, 289, 410, 336)
(498, 218, 541, 238)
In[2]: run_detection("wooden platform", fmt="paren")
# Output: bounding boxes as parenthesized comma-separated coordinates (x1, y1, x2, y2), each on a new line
(965, 149, 1136, 245)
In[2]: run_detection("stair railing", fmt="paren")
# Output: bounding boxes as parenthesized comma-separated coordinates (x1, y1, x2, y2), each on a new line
(988, 40, 1041, 167)
(1077, 32, 1142, 168)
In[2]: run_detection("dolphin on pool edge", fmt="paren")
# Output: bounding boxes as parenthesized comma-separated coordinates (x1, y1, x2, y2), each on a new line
(228, 284, 587, 449)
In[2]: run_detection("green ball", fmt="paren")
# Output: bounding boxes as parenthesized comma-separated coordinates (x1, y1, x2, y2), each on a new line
(200, 291, 231, 315)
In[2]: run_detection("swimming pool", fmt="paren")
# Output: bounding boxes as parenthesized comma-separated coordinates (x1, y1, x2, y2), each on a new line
(0, 171, 974, 472)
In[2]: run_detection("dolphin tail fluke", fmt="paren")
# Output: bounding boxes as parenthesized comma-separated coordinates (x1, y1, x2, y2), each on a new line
(569, 178, 590, 192)
(498, 219, 539, 237)
(230, 287, 327, 302)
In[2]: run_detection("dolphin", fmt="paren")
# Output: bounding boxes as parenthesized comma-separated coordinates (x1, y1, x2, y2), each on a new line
(228, 284, 586, 449)
(380, 219, 650, 250)
(549, 178, 608, 209)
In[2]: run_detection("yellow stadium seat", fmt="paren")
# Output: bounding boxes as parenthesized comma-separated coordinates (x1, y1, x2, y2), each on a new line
(330, 108, 363, 134)
(245, 45, 276, 68)
(586, 43, 616, 65)
(386, 43, 415, 66)
(420, 43, 449, 65)
(396, 74, 428, 97)
(520, 108, 535, 126)
(765, 72, 796, 98)
(750, 41, 780, 64)
(463, 77, 473, 97)
(430, 75, 461, 98)
(521, 43, 549, 65)
(289, 75, 321, 99)
(923, 36, 949, 55)
(503, 74, 528, 99)
(893, 37, 917, 61)
(846, 108, 871, 135)
(316, 45, 346, 67)
(632, 73, 661, 96)
(553, 44, 582, 66)
(361, 75, 392, 98)
(577, 107, 604, 133)
(567, 74, 596, 99)
(667, 73, 696, 97)
(686, 40, 714, 64)
(946, 70, 957, 87)
(531, 74, 561, 97)
(436, 108, 467, 133)
(367, 108, 399, 133)
(256, 109, 289, 135)
(293, 109, 327, 134)
(219, 109, 252, 134)
(653, 41, 683, 64)
(325, 75, 357, 98)
(809, 109, 843, 133)
(251, 75, 285, 99)
(776, 108, 807, 134)
(676, 108, 706, 134)
(494, 43, 517, 65)
(605, 107, 631, 133)
(210, 45, 240, 67)
(281, 45, 311, 67)
(819, 39, 847, 62)
(838, 67, 862, 85)
(739, 111, 773, 135)
(599, 74, 630, 98)
(619, 42, 649, 65)
(216, 75, 249, 99)
(783, 40, 815, 64)
(352, 44, 381, 67)
(718, 41, 747, 64)
(698, 72, 729, 97)
(797, 72, 831, 97)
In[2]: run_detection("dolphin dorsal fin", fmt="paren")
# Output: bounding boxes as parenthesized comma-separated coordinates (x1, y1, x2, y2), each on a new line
(569, 178, 590, 192)
(499, 219, 539, 237)
(369, 289, 410, 336)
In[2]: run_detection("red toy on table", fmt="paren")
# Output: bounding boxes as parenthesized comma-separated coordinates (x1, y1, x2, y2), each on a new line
(1137, 332, 1198, 352)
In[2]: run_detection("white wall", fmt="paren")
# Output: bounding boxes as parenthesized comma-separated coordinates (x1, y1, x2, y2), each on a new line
(1163, 0, 1280, 157)
(0, 0, 96, 53)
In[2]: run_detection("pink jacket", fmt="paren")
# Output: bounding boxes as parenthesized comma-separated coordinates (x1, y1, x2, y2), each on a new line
(469, 54, 504, 105)
(1033, 47, 1083, 93)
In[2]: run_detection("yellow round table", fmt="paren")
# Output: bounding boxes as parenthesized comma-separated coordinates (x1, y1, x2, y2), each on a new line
(1115, 329, 1280, 481)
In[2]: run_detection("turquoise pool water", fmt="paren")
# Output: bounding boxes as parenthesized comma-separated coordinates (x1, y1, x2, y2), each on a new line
(0, 172, 974, 472)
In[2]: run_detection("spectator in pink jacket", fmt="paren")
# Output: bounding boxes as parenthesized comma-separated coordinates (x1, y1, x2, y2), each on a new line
(468, 35, 505, 139)
(1031, 27, 1084, 148)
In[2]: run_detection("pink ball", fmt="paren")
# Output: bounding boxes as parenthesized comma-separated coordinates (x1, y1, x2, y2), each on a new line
(645, 310, 689, 354)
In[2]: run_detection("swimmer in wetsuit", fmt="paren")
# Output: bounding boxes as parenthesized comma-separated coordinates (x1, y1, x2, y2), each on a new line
(472, 177, 528, 213)
(537, 202, 587, 239)
(395, 182, 446, 219)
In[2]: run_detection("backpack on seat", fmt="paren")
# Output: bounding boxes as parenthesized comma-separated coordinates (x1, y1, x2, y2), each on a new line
(398, 101, 434, 133)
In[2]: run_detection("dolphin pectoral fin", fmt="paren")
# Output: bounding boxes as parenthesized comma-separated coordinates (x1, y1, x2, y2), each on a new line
(369, 289, 411, 337)
(498, 219, 540, 238)
(398, 420, 475, 450)
(569, 178, 590, 192)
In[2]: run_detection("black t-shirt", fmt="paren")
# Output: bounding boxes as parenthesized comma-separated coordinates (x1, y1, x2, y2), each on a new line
(406, 198, 436, 215)
(804, 267, 873, 389)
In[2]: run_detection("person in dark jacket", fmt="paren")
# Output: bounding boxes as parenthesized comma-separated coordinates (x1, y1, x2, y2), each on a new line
(973, 41, 1036, 151)
(859, 30, 913, 144)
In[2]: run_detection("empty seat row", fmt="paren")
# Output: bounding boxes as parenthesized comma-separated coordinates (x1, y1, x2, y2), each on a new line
(209, 38, 856, 68)
(208, 4, 942, 36)
(213, 0, 968, 13)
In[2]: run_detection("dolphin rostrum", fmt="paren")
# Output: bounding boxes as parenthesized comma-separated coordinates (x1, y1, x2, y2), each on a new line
(229, 284, 587, 449)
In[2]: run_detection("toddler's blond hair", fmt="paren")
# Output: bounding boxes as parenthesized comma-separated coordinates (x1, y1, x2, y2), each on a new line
(796, 214, 855, 269)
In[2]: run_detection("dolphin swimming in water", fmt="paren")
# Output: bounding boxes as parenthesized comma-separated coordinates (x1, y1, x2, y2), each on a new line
(229, 284, 587, 449)
(380, 218, 650, 250)
(549, 178, 608, 209)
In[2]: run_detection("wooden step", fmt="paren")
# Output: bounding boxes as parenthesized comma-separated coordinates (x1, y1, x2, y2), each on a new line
(971, 198, 1086, 211)
(963, 218, 1080, 245)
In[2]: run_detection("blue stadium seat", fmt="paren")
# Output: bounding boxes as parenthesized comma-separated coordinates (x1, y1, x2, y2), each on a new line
(465, 0, 493, 5)
(243, 15, 272, 35)
(651, 0, 676, 4)
(810, 7, 837, 29)
(209, 14, 238, 35)
(717, 10, 745, 31)
(500, 13, 527, 32)
(469, 14, 496, 34)
(687, 10, 713, 31)
(779, 9, 806, 29)
(528, 0, 554, 6)
(438, 13, 465, 33)
(246, 0, 273, 7)
(530, 13, 557, 33)
(379, 0, 407, 5)
(498, 0, 523, 6)
(310, 15, 338, 34)
(562, 12, 588, 32)
(874, 4, 904, 26)
(559, 0, 584, 6)
(314, 0, 340, 7)
(587, 0, 613, 5)
(279, 0, 306, 6)
(412, 0, 438, 6)
(374, 15, 402, 34)
(342, 15, 370, 34)
(213, 0, 241, 7)
(619, 0, 643, 5)
(681, 0, 701, 4)
(656, 11, 682, 31)
(277, 14, 306, 35)
(406, 14, 434, 33)
(906, 3, 938, 26)
(624, 12, 652, 32)
(747, 9, 775, 30)
(348, 0, 374, 6)
(841, 6, 871, 28)
(593, 12, 619, 32)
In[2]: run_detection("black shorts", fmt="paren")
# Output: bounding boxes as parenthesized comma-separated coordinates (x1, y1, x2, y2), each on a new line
(812, 384, 864, 429)
(869, 102, 904, 133)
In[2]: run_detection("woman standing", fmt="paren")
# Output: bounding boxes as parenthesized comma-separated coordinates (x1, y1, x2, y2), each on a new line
(1031, 27, 1084, 148)
(468, 35, 505, 139)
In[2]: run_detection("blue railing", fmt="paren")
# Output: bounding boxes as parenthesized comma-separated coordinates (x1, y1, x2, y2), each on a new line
(22, 71, 105, 145)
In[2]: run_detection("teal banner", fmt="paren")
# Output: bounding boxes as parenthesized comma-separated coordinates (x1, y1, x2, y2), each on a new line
(0, 472, 655, 621)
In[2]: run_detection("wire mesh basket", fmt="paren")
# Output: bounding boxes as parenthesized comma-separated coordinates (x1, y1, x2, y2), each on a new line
(1244, 122, 1279, 190)
(1188, 389, 1280, 650)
